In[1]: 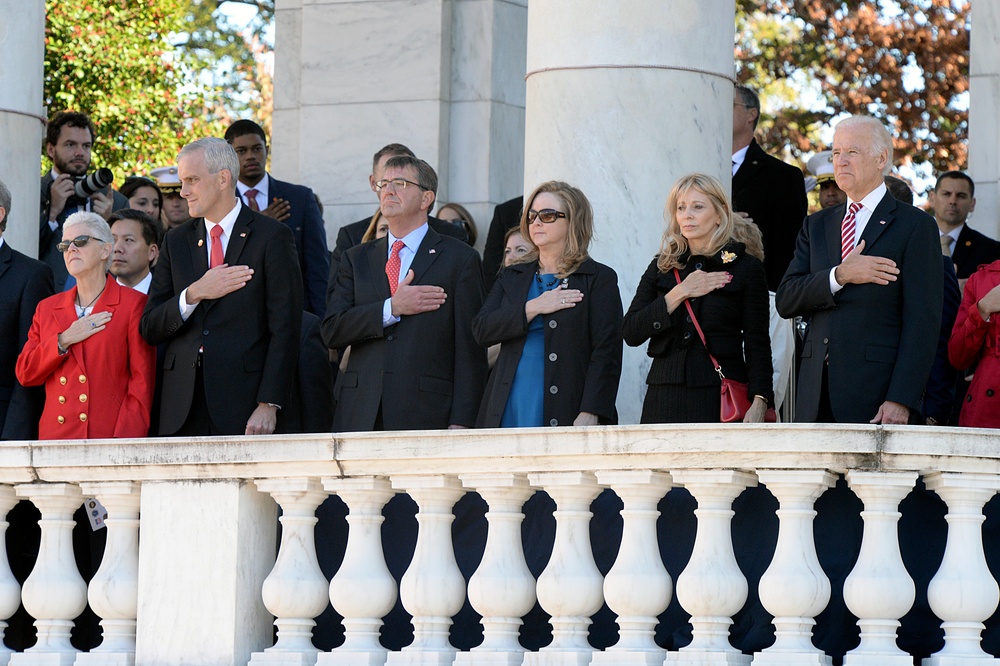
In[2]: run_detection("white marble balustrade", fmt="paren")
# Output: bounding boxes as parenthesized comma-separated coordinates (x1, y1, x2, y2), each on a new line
(2, 425, 1000, 665)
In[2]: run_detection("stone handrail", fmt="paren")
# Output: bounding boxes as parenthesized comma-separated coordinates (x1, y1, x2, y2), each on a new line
(0, 423, 998, 665)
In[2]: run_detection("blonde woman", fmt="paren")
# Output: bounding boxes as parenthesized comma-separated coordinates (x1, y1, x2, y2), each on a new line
(473, 181, 622, 427)
(622, 173, 773, 423)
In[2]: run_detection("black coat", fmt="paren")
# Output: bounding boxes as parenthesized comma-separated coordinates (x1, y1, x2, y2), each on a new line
(732, 139, 809, 291)
(473, 258, 623, 427)
(951, 224, 1000, 280)
(623, 243, 774, 401)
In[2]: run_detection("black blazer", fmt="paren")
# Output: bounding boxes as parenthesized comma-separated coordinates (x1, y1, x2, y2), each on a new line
(732, 139, 809, 291)
(265, 175, 330, 317)
(326, 211, 468, 318)
(323, 226, 487, 431)
(140, 204, 304, 435)
(0, 241, 54, 440)
(473, 258, 623, 427)
(480, 196, 524, 292)
(776, 192, 943, 423)
(623, 244, 773, 400)
(951, 224, 1000, 280)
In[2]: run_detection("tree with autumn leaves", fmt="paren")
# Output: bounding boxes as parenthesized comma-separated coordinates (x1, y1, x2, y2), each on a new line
(737, 0, 970, 177)
(43, 0, 272, 181)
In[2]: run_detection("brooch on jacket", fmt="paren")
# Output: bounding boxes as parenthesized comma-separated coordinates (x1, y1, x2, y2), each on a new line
(720, 250, 737, 264)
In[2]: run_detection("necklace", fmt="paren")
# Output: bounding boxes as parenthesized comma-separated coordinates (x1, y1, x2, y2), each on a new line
(76, 285, 105, 318)
(534, 271, 569, 290)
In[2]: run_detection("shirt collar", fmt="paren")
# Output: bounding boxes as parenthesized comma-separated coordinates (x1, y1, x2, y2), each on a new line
(847, 182, 888, 214)
(117, 271, 152, 294)
(236, 175, 268, 201)
(205, 200, 242, 238)
(0, 237, 5, 252)
(941, 223, 963, 242)
(732, 144, 750, 166)
(387, 221, 429, 254)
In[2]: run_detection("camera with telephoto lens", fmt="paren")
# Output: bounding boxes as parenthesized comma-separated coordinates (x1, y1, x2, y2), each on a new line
(73, 168, 114, 198)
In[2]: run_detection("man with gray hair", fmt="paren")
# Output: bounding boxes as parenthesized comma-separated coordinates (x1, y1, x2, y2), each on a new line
(776, 115, 942, 424)
(140, 138, 302, 436)
(0, 178, 55, 439)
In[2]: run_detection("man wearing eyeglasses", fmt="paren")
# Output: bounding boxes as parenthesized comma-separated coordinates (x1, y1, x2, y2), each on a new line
(322, 156, 487, 431)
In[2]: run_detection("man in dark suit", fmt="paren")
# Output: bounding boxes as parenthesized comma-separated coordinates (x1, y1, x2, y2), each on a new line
(39, 111, 128, 291)
(732, 85, 809, 291)
(140, 138, 303, 436)
(323, 156, 486, 431)
(776, 116, 942, 424)
(931, 171, 1000, 281)
(224, 120, 329, 316)
(480, 195, 524, 291)
(0, 179, 55, 440)
(326, 143, 468, 318)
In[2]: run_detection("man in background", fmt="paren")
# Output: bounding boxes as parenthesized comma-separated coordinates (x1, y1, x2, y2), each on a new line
(153, 166, 191, 231)
(109, 209, 161, 295)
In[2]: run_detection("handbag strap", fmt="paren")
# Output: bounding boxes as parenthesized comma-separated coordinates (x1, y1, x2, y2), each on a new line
(674, 267, 726, 379)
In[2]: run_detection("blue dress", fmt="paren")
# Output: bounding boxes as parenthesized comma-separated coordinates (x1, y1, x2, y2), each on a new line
(500, 273, 560, 427)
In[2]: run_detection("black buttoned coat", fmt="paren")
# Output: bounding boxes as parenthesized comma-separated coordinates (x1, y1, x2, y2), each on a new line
(623, 244, 774, 414)
(473, 258, 623, 427)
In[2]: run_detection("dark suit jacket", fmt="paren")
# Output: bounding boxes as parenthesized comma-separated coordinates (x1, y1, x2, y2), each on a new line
(326, 211, 468, 319)
(472, 258, 623, 427)
(140, 204, 303, 435)
(39, 173, 129, 291)
(732, 139, 808, 291)
(775, 192, 943, 423)
(284, 311, 333, 433)
(951, 224, 1000, 280)
(922, 256, 961, 424)
(481, 196, 524, 292)
(264, 174, 330, 316)
(0, 241, 54, 440)
(322, 226, 487, 431)
(623, 244, 773, 399)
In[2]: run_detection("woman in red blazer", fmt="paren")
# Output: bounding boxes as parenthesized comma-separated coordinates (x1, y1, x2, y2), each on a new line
(16, 212, 155, 439)
(948, 259, 1000, 428)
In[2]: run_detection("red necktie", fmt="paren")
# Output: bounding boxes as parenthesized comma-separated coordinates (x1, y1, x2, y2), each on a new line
(841, 202, 862, 261)
(210, 225, 224, 269)
(245, 189, 260, 211)
(386, 240, 404, 295)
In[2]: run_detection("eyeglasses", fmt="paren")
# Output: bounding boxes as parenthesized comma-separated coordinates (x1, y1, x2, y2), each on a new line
(56, 235, 98, 253)
(527, 209, 567, 224)
(375, 178, 427, 192)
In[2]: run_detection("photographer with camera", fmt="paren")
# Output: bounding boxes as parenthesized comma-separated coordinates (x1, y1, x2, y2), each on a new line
(40, 111, 128, 290)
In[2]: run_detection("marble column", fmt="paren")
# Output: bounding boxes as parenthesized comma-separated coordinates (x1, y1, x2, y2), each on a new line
(272, 0, 528, 248)
(523, 0, 736, 423)
(0, 0, 45, 255)
(968, 0, 1000, 239)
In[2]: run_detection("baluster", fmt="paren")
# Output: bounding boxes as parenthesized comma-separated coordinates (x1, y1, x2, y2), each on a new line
(319, 477, 396, 666)
(456, 474, 535, 666)
(250, 479, 330, 666)
(754, 470, 837, 665)
(12, 483, 87, 665)
(842, 470, 917, 665)
(523, 471, 604, 666)
(0, 487, 21, 666)
(592, 470, 672, 666)
(923, 472, 1000, 666)
(667, 469, 756, 666)
(385, 476, 465, 666)
(74, 482, 141, 666)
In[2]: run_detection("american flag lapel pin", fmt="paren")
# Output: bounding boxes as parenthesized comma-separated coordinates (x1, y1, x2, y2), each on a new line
(429, 249, 436, 254)
(240, 232, 247, 237)
(879, 220, 886, 225)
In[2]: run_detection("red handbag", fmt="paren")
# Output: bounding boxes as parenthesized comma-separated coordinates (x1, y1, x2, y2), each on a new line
(674, 268, 776, 423)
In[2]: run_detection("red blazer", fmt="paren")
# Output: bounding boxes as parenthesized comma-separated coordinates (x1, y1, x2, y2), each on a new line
(948, 260, 1000, 428)
(16, 275, 155, 439)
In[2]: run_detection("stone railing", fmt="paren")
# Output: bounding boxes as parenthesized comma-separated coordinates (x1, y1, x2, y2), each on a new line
(1, 424, 1000, 665)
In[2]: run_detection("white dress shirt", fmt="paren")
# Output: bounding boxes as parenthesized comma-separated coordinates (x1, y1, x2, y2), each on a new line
(178, 200, 243, 320)
(732, 145, 750, 176)
(382, 223, 430, 326)
(830, 182, 888, 294)
(118, 271, 152, 295)
(236, 178, 268, 211)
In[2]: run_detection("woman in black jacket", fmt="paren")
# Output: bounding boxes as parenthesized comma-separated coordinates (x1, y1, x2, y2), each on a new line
(623, 173, 773, 423)
(473, 181, 623, 427)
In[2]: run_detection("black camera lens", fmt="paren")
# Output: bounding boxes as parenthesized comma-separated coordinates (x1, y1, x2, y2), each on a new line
(74, 168, 114, 198)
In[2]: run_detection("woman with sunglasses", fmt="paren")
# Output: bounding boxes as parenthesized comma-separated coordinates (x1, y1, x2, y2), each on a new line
(622, 173, 773, 423)
(473, 181, 623, 427)
(16, 212, 155, 439)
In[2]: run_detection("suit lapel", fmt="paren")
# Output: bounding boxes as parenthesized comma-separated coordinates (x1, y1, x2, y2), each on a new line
(51, 287, 85, 368)
(733, 140, 765, 192)
(187, 220, 209, 277)
(365, 235, 391, 300)
(225, 207, 253, 265)
(0, 242, 11, 282)
(825, 204, 846, 267)
(952, 224, 971, 266)
(858, 192, 896, 251)
(408, 228, 443, 284)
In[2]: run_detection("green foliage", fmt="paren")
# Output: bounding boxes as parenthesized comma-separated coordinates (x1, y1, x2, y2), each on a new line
(43, 0, 272, 182)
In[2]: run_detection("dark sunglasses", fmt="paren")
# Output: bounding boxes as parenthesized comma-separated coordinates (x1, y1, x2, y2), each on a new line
(56, 235, 98, 253)
(527, 209, 567, 224)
